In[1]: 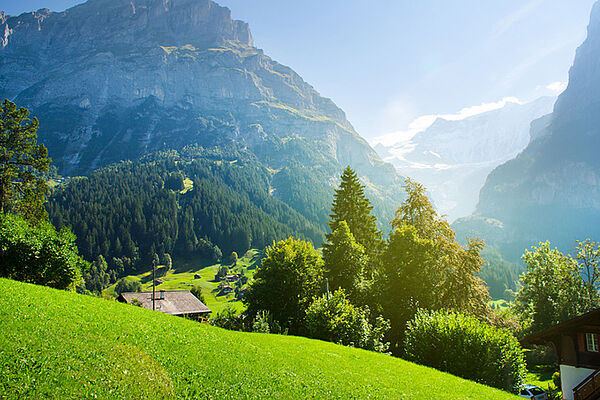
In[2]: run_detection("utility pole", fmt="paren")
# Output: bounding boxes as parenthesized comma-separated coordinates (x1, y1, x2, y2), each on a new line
(152, 258, 156, 311)
(326, 277, 330, 301)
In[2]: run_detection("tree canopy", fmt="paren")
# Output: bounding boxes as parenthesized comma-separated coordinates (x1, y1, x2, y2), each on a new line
(380, 178, 490, 352)
(0, 99, 50, 222)
(514, 241, 592, 333)
(244, 237, 324, 334)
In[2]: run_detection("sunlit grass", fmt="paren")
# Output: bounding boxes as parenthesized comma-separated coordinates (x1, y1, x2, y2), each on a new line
(1, 278, 521, 399)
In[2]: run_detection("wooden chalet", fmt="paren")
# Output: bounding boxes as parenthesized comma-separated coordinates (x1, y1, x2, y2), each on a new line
(520, 309, 600, 400)
(118, 290, 212, 321)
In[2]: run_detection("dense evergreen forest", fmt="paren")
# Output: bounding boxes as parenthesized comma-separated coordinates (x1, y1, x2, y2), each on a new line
(46, 146, 324, 277)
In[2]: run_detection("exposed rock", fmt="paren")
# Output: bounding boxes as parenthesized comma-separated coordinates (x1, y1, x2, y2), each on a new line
(455, 1, 600, 259)
(0, 0, 404, 228)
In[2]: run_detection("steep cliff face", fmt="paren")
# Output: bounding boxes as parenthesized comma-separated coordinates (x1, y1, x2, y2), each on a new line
(455, 2, 600, 259)
(376, 97, 554, 221)
(0, 0, 403, 227)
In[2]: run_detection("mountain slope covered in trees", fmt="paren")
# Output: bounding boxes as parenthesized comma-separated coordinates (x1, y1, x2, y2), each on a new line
(47, 146, 323, 277)
(0, 0, 404, 229)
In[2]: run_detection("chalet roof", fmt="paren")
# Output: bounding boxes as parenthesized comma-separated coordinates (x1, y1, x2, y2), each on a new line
(118, 290, 211, 315)
(520, 308, 600, 346)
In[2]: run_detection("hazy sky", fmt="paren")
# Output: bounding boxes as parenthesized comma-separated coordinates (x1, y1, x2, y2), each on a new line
(1, 0, 596, 143)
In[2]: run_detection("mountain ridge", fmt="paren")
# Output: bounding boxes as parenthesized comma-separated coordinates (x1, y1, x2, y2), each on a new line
(0, 0, 404, 229)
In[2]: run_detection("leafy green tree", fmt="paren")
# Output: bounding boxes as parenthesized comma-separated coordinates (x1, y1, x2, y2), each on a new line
(305, 289, 390, 352)
(326, 166, 383, 263)
(575, 239, 600, 309)
(322, 221, 368, 303)
(0, 99, 50, 222)
(114, 277, 142, 296)
(404, 309, 525, 393)
(244, 237, 324, 334)
(0, 213, 86, 290)
(514, 242, 587, 333)
(381, 179, 489, 352)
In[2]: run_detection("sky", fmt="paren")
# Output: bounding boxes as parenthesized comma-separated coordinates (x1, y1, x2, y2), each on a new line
(1, 0, 596, 144)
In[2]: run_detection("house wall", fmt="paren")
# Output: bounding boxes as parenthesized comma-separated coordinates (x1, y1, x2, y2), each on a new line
(560, 364, 595, 400)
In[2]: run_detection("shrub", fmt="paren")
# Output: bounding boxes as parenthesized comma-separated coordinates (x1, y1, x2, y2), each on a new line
(404, 309, 525, 393)
(305, 289, 390, 352)
(252, 311, 271, 333)
(114, 277, 142, 296)
(210, 304, 242, 331)
(190, 285, 205, 303)
(0, 213, 86, 290)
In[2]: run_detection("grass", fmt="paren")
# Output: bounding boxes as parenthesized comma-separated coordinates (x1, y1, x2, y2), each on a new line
(525, 365, 558, 395)
(0, 278, 521, 399)
(103, 250, 261, 313)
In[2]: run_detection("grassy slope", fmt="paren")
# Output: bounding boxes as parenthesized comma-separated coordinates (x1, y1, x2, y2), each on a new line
(103, 250, 262, 313)
(0, 279, 520, 400)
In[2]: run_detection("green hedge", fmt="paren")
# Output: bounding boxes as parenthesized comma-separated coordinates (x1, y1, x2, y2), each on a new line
(404, 309, 525, 393)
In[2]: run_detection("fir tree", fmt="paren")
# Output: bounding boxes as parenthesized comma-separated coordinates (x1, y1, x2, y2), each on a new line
(326, 166, 383, 261)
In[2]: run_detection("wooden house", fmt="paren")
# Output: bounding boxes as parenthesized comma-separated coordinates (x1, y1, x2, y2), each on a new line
(118, 290, 212, 321)
(520, 309, 600, 400)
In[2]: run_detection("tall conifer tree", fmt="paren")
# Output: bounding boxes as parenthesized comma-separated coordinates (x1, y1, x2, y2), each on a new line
(326, 166, 382, 258)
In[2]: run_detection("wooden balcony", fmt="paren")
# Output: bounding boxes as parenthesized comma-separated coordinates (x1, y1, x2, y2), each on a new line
(574, 369, 600, 400)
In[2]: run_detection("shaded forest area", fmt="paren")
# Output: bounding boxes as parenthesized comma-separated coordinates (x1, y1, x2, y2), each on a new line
(46, 146, 324, 277)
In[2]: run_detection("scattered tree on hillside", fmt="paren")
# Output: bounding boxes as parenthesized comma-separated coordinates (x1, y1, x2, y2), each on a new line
(380, 178, 490, 353)
(0, 99, 50, 222)
(114, 277, 142, 296)
(514, 241, 588, 333)
(244, 237, 324, 334)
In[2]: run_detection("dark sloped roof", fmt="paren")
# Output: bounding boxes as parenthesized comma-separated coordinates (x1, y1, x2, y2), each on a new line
(520, 308, 600, 346)
(119, 291, 211, 315)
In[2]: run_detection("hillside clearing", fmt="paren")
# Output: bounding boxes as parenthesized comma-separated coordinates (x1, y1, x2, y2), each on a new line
(0, 278, 520, 399)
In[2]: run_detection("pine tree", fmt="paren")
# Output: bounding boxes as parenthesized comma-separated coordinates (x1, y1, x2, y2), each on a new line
(326, 166, 382, 260)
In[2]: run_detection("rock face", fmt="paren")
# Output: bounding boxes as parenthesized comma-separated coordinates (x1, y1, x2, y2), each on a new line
(376, 97, 555, 221)
(0, 0, 403, 227)
(455, 1, 600, 260)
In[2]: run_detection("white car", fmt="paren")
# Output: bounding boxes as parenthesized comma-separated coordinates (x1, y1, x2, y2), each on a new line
(519, 384, 548, 400)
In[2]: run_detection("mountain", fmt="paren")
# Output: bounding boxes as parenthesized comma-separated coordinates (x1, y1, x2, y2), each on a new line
(375, 97, 555, 221)
(0, 0, 403, 229)
(454, 2, 600, 261)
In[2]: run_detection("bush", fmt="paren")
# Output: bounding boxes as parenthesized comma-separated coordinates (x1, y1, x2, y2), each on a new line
(0, 213, 86, 290)
(190, 285, 205, 303)
(305, 289, 390, 352)
(114, 277, 142, 296)
(210, 304, 242, 331)
(404, 309, 525, 393)
(252, 311, 270, 333)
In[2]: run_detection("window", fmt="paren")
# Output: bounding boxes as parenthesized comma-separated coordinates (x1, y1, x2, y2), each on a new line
(586, 333, 599, 352)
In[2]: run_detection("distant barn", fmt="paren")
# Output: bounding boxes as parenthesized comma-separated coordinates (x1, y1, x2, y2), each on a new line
(118, 290, 211, 321)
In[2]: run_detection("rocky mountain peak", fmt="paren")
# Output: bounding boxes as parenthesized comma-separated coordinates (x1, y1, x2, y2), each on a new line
(0, 0, 252, 55)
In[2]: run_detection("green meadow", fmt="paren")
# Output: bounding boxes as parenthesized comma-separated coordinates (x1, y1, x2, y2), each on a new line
(103, 249, 262, 313)
(0, 278, 521, 399)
